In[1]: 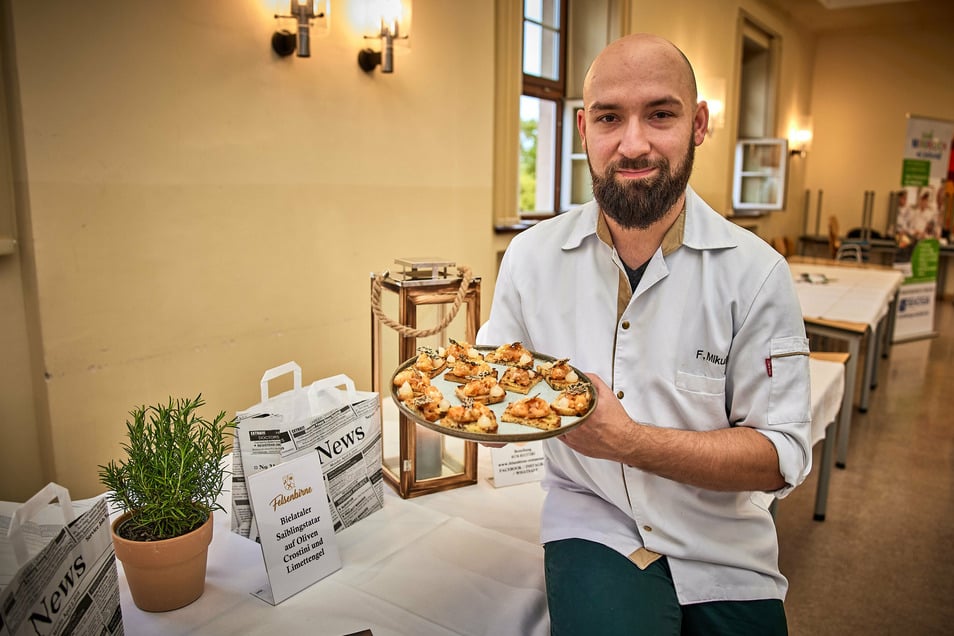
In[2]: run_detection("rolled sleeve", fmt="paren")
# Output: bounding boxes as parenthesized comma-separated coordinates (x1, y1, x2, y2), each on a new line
(759, 341, 812, 499)
(733, 265, 813, 499)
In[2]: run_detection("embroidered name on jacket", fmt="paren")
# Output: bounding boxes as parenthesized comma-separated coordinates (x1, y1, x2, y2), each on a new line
(695, 349, 727, 366)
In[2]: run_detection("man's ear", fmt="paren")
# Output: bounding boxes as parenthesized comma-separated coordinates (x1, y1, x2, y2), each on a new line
(693, 101, 710, 146)
(577, 106, 587, 150)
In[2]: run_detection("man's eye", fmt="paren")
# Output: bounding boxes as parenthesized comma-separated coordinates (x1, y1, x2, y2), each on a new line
(650, 111, 674, 120)
(596, 114, 619, 123)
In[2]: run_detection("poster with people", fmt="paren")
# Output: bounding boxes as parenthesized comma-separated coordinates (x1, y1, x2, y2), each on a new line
(892, 115, 953, 342)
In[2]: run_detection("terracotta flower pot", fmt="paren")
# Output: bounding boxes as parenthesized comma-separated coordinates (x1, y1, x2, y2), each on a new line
(111, 512, 214, 612)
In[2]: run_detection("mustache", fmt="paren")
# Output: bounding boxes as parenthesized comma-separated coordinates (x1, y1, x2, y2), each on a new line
(609, 157, 667, 172)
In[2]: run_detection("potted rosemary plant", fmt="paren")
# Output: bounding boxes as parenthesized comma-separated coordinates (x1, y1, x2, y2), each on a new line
(99, 394, 235, 612)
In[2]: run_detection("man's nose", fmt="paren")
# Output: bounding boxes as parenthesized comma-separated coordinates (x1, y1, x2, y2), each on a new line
(617, 118, 651, 158)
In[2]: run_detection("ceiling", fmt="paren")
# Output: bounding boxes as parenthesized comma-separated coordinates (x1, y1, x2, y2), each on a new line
(758, 0, 954, 33)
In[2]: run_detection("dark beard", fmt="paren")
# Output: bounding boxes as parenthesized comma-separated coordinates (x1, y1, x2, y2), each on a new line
(590, 138, 695, 230)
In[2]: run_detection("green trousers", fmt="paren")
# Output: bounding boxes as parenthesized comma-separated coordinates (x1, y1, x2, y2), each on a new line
(544, 538, 788, 636)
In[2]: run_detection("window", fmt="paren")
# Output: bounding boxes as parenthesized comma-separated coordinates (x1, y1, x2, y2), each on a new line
(519, 0, 567, 217)
(731, 17, 784, 216)
(732, 138, 789, 213)
(492, 0, 625, 228)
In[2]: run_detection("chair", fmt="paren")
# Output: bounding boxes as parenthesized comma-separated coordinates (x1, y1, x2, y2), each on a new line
(835, 243, 865, 262)
(828, 216, 866, 261)
(827, 215, 841, 259)
(847, 227, 885, 240)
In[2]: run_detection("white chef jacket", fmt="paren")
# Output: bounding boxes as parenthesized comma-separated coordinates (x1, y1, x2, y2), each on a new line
(477, 187, 812, 605)
(903, 205, 940, 238)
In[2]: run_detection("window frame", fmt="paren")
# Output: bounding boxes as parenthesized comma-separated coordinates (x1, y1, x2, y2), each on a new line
(519, 0, 569, 219)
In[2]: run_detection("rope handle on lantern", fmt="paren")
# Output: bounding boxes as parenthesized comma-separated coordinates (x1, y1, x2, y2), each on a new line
(371, 265, 474, 338)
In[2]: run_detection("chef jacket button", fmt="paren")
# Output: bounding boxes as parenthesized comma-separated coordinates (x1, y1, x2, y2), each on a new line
(621, 321, 631, 329)
(616, 390, 624, 399)
(643, 525, 652, 532)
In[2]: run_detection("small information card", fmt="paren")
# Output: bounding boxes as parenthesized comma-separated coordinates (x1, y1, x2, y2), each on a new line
(490, 441, 545, 487)
(246, 452, 342, 605)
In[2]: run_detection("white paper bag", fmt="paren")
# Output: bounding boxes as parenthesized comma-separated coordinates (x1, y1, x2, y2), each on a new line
(231, 362, 384, 541)
(0, 484, 123, 635)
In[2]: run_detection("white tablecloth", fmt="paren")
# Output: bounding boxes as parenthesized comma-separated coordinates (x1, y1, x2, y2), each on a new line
(808, 357, 845, 447)
(789, 262, 903, 329)
(115, 450, 549, 636)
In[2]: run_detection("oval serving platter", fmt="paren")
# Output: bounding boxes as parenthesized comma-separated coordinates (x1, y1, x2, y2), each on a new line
(389, 344, 598, 443)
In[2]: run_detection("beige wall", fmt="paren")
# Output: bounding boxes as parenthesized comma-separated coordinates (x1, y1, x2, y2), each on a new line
(1, 0, 951, 500)
(629, 0, 816, 245)
(1, 0, 498, 498)
(808, 27, 954, 239)
(807, 26, 954, 292)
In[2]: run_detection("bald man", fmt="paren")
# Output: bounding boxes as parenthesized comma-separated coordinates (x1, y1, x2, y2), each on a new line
(478, 34, 810, 634)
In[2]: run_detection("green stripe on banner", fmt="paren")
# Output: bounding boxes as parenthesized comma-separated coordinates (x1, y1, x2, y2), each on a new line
(901, 159, 931, 186)
(907, 238, 940, 283)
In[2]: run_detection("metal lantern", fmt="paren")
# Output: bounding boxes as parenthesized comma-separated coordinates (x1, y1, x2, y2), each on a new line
(370, 258, 481, 498)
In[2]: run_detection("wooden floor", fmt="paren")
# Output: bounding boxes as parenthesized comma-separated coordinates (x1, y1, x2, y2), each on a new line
(776, 297, 954, 635)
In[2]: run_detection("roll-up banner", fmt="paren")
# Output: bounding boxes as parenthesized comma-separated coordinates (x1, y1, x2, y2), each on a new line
(893, 114, 954, 342)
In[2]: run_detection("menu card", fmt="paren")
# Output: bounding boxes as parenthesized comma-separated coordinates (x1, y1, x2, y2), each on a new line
(246, 452, 341, 604)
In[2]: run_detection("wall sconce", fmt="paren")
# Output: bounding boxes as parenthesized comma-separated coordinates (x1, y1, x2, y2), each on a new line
(789, 116, 813, 156)
(698, 77, 726, 137)
(357, 0, 412, 74)
(272, 0, 329, 58)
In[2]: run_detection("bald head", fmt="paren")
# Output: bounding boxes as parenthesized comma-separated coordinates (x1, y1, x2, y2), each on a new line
(576, 33, 708, 231)
(583, 34, 698, 106)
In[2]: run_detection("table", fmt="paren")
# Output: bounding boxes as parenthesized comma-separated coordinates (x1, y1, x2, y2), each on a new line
(114, 351, 849, 635)
(115, 451, 550, 636)
(762, 353, 846, 521)
(787, 257, 904, 468)
(806, 353, 849, 521)
(802, 237, 952, 298)
(863, 237, 898, 265)
(797, 234, 830, 258)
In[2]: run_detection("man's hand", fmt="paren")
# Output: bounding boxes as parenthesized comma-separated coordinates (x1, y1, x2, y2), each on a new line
(558, 373, 635, 462)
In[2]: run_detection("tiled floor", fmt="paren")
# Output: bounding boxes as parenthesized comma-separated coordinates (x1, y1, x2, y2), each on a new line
(776, 298, 954, 635)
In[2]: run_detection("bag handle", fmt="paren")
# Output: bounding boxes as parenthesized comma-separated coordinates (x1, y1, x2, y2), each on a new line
(6, 482, 74, 566)
(260, 361, 303, 402)
(306, 374, 357, 413)
(308, 374, 356, 398)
